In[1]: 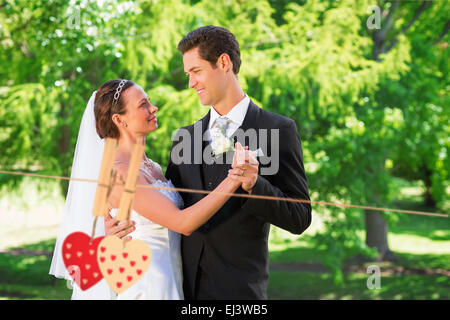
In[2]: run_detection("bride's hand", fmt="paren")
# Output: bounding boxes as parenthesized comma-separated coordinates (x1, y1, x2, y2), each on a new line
(227, 142, 259, 193)
(104, 211, 135, 242)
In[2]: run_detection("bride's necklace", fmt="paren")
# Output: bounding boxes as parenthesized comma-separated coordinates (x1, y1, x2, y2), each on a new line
(143, 157, 154, 166)
(115, 157, 153, 166)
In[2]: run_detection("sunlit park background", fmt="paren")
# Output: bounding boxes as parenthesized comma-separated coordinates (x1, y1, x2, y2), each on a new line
(0, 0, 448, 300)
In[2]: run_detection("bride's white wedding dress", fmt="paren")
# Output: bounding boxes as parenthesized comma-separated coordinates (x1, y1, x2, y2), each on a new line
(71, 158, 184, 300)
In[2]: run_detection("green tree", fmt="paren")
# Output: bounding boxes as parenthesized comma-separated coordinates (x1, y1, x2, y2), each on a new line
(0, 0, 132, 196)
(382, 2, 449, 210)
(1, 0, 447, 284)
(366, 0, 448, 260)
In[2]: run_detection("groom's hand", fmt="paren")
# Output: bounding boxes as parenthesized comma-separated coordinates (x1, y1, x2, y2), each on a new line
(104, 212, 135, 242)
(228, 142, 259, 194)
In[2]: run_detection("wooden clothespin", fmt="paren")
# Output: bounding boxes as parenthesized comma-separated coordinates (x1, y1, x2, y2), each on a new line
(116, 137, 145, 222)
(90, 138, 118, 241)
(92, 138, 118, 217)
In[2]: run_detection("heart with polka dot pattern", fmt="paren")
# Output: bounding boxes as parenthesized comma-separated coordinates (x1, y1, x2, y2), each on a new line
(97, 236, 151, 294)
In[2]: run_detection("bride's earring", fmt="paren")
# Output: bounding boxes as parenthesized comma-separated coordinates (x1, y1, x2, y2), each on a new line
(122, 123, 127, 127)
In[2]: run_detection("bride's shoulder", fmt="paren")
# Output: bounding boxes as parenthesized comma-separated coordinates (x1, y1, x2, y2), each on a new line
(144, 158, 163, 174)
(112, 159, 162, 184)
(153, 160, 163, 172)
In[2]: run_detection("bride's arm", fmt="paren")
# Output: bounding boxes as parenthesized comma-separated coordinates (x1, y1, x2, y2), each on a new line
(109, 164, 242, 236)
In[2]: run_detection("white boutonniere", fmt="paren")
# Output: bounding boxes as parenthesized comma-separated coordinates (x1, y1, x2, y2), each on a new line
(211, 135, 265, 159)
(211, 130, 234, 156)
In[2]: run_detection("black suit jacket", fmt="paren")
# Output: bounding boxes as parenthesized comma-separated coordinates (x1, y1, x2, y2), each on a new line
(165, 100, 311, 299)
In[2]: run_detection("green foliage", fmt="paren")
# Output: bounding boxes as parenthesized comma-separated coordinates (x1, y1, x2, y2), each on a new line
(0, 0, 448, 283)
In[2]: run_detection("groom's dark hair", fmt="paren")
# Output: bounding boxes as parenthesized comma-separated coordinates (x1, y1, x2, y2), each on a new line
(178, 25, 241, 74)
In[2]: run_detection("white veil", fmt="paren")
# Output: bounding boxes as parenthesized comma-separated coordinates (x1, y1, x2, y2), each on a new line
(49, 91, 106, 280)
(49, 91, 116, 299)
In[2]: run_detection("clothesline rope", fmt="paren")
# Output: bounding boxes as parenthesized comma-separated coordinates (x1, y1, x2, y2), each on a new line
(0, 169, 447, 218)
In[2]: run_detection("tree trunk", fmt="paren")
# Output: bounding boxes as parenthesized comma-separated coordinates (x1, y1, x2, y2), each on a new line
(423, 168, 436, 207)
(364, 0, 410, 262)
(365, 210, 396, 261)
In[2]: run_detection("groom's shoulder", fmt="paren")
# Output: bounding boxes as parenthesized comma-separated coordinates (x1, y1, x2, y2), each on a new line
(251, 101, 296, 129)
(177, 123, 195, 131)
(169, 119, 204, 144)
(175, 120, 200, 133)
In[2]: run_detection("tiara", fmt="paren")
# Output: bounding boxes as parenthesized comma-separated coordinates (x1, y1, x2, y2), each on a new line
(113, 79, 127, 105)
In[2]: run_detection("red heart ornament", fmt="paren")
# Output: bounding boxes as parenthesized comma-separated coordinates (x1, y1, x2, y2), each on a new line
(62, 232, 104, 291)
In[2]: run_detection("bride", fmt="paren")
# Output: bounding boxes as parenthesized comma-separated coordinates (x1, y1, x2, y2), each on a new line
(49, 79, 246, 299)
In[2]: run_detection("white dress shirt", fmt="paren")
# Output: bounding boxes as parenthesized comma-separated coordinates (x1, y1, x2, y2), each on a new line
(207, 95, 250, 141)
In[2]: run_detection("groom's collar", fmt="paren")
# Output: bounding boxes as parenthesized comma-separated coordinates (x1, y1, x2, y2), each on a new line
(198, 98, 260, 136)
(209, 95, 250, 130)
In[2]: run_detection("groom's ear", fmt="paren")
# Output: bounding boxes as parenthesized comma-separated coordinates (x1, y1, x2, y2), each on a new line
(217, 53, 233, 73)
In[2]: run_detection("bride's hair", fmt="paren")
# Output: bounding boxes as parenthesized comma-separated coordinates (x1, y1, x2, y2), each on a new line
(94, 79, 135, 139)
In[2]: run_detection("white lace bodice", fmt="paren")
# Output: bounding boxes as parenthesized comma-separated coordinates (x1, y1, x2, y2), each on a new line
(111, 158, 184, 226)
(139, 157, 184, 210)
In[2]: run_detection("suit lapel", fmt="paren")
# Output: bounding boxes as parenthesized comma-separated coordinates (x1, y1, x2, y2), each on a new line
(213, 100, 262, 178)
(230, 99, 261, 149)
(182, 101, 261, 200)
(238, 100, 260, 132)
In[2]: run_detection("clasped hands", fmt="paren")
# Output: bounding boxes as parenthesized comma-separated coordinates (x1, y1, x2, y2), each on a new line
(228, 142, 260, 194)
(105, 142, 260, 241)
(104, 212, 135, 242)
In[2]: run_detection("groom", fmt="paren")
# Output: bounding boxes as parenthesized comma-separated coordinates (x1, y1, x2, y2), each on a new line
(166, 25, 311, 300)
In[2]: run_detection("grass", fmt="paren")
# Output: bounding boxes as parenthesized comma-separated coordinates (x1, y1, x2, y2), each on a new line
(0, 240, 72, 300)
(268, 271, 449, 300)
(267, 237, 449, 300)
(0, 178, 448, 300)
(265, 191, 449, 300)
